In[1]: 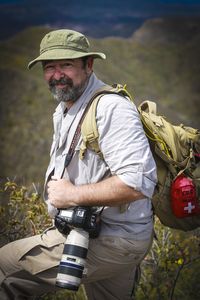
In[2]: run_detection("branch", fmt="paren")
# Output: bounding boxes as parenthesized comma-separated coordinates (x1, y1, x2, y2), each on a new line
(170, 256, 200, 300)
(170, 261, 184, 300)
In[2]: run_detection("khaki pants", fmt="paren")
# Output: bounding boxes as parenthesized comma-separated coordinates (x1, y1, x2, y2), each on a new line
(0, 227, 152, 300)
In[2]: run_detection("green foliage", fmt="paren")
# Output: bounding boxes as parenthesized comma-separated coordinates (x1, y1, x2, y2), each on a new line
(135, 218, 200, 300)
(0, 180, 52, 243)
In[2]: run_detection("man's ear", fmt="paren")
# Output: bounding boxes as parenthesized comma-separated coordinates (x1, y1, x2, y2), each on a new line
(87, 57, 94, 72)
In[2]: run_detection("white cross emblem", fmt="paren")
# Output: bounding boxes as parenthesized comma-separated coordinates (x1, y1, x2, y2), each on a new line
(184, 202, 195, 214)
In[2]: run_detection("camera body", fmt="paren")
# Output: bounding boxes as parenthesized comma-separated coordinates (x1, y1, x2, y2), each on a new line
(55, 206, 101, 238)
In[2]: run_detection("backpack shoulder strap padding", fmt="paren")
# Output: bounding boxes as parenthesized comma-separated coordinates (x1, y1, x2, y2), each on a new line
(80, 93, 104, 160)
(79, 84, 132, 160)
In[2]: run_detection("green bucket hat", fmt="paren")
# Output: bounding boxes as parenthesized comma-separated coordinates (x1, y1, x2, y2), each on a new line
(28, 29, 106, 69)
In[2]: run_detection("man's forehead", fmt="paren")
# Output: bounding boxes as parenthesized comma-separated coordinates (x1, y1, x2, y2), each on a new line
(43, 58, 80, 66)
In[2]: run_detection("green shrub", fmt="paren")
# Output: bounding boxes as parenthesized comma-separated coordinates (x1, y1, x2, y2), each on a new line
(135, 218, 200, 300)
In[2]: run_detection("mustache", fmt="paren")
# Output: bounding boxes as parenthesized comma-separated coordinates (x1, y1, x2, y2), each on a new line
(49, 77, 73, 87)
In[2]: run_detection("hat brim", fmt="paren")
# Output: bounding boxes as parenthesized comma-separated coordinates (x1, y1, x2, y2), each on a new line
(28, 48, 106, 69)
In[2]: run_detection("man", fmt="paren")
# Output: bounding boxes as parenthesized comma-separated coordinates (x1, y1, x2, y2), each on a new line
(0, 29, 157, 299)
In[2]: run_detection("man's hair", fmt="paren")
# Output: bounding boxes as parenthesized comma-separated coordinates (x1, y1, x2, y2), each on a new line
(81, 56, 90, 68)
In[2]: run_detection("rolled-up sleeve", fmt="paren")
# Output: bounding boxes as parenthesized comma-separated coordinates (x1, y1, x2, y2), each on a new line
(96, 94, 157, 198)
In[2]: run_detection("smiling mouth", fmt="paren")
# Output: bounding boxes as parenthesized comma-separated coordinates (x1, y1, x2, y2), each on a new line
(54, 82, 73, 90)
(56, 84, 68, 88)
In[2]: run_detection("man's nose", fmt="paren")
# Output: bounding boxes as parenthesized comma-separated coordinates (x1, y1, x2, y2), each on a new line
(52, 68, 65, 80)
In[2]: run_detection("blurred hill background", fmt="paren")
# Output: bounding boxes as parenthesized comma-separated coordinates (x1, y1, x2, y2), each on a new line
(0, 0, 200, 185)
(1, 0, 200, 40)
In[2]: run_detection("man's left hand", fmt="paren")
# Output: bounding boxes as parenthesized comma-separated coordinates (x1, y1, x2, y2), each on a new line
(47, 177, 76, 208)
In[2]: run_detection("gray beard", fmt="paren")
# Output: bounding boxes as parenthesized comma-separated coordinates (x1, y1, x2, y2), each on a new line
(50, 79, 88, 104)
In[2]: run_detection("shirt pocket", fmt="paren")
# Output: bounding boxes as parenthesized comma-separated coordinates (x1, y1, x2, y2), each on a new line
(68, 144, 110, 185)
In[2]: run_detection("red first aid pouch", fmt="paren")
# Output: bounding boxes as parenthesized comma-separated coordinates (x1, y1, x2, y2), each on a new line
(171, 174, 200, 218)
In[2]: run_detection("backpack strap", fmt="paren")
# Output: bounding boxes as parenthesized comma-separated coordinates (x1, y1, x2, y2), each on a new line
(155, 145, 193, 178)
(79, 84, 132, 160)
(79, 93, 105, 160)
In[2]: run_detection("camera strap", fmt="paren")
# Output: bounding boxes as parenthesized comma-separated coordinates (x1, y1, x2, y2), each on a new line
(61, 109, 89, 173)
(62, 86, 108, 172)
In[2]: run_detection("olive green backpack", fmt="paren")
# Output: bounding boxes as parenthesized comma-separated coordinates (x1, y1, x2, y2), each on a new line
(79, 84, 200, 231)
